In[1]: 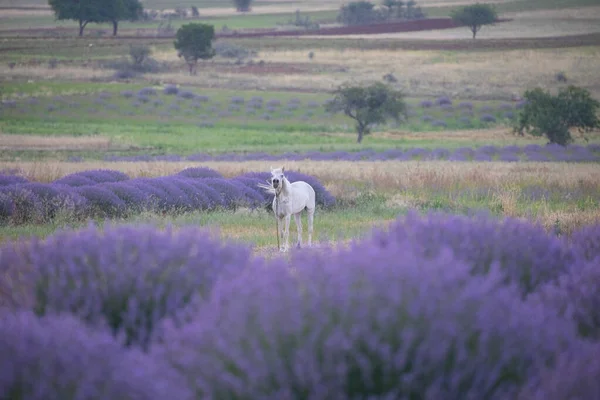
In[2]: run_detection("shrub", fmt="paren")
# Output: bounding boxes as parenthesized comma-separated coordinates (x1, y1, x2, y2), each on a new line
(98, 182, 151, 213)
(129, 44, 152, 68)
(6, 223, 254, 349)
(138, 87, 157, 96)
(0, 174, 28, 186)
(435, 95, 452, 106)
(480, 113, 497, 123)
(158, 228, 580, 398)
(516, 342, 600, 400)
(536, 260, 600, 340)
(163, 84, 179, 95)
(0, 311, 191, 399)
(178, 90, 196, 99)
(75, 186, 127, 217)
(177, 167, 223, 179)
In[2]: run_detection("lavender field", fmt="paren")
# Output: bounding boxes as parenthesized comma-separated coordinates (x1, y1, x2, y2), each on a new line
(102, 143, 600, 163)
(2, 211, 600, 398)
(0, 167, 335, 225)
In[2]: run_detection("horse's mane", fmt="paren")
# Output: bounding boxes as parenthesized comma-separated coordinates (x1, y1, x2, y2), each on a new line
(257, 181, 277, 195)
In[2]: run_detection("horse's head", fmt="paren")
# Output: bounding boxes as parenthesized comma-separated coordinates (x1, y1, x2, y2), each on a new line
(270, 166, 285, 190)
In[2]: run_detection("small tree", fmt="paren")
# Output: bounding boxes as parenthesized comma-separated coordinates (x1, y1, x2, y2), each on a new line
(174, 23, 215, 75)
(337, 1, 383, 26)
(514, 86, 600, 146)
(450, 3, 497, 39)
(103, 0, 143, 36)
(48, 0, 105, 36)
(129, 44, 152, 68)
(326, 82, 408, 143)
(382, 0, 397, 19)
(233, 0, 252, 12)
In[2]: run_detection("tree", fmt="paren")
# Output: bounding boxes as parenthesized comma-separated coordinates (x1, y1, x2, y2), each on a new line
(337, 1, 382, 26)
(103, 0, 143, 36)
(450, 3, 497, 39)
(233, 0, 252, 12)
(514, 85, 600, 146)
(48, 0, 104, 36)
(382, 0, 397, 19)
(48, 0, 142, 36)
(174, 23, 216, 75)
(326, 82, 408, 143)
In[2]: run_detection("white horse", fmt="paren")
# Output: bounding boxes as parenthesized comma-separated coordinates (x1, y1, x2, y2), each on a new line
(258, 166, 316, 252)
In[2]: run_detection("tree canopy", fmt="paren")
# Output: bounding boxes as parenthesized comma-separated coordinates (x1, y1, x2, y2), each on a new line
(326, 82, 408, 143)
(450, 3, 497, 39)
(233, 0, 252, 12)
(174, 23, 216, 75)
(48, 0, 143, 36)
(514, 85, 600, 146)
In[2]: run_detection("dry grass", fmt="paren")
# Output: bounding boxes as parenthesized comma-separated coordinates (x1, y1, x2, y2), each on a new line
(0, 66, 113, 82)
(252, 46, 600, 98)
(0, 134, 114, 151)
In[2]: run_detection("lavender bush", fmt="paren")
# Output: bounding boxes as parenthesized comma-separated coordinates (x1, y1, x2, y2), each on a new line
(177, 167, 223, 179)
(0, 174, 28, 186)
(370, 211, 576, 295)
(0, 311, 192, 400)
(5, 223, 254, 348)
(157, 231, 580, 399)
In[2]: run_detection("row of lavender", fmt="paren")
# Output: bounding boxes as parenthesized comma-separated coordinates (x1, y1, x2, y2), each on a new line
(0, 167, 336, 224)
(2, 211, 600, 398)
(99, 143, 600, 163)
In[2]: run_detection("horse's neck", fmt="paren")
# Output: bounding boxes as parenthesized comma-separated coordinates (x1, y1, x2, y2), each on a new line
(278, 178, 292, 197)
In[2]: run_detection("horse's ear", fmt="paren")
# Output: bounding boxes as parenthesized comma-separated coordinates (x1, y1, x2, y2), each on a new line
(269, 165, 273, 172)
(281, 166, 285, 173)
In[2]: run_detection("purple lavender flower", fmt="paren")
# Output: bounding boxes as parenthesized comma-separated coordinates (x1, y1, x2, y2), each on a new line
(75, 186, 127, 217)
(177, 167, 223, 179)
(0, 174, 28, 186)
(6, 223, 254, 348)
(139, 87, 157, 96)
(370, 210, 576, 295)
(98, 182, 151, 213)
(0, 191, 14, 222)
(480, 114, 497, 123)
(420, 99, 433, 108)
(163, 84, 179, 95)
(178, 90, 195, 99)
(157, 231, 580, 398)
(0, 311, 193, 399)
(435, 95, 452, 106)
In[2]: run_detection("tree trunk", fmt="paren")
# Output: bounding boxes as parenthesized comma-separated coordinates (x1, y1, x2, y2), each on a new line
(112, 20, 118, 36)
(78, 20, 87, 36)
(357, 127, 364, 143)
(188, 61, 196, 75)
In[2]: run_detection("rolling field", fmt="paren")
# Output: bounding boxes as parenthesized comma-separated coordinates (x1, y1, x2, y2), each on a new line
(2, 0, 600, 397)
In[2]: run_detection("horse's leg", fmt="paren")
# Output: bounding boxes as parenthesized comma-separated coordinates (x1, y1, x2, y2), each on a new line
(294, 212, 302, 248)
(307, 206, 314, 247)
(283, 214, 291, 252)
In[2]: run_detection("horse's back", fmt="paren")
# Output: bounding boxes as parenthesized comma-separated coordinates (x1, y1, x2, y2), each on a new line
(290, 180, 316, 209)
